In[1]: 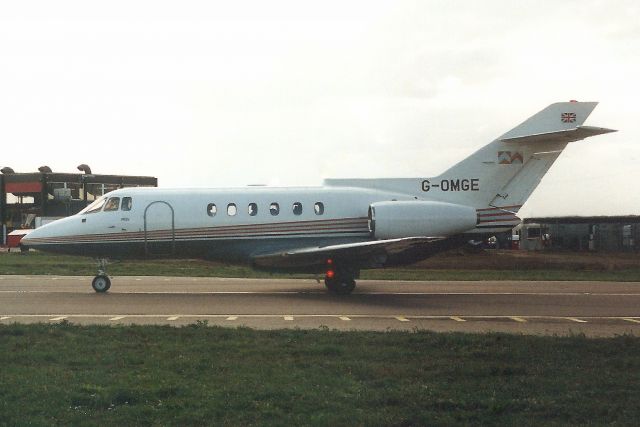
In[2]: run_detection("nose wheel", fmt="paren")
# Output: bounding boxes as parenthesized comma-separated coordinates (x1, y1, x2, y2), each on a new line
(92, 258, 111, 293)
(92, 274, 111, 293)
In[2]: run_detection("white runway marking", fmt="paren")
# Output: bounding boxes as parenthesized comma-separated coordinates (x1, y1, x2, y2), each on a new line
(0, 314, 637, 325)
(2, 288, 640, 297)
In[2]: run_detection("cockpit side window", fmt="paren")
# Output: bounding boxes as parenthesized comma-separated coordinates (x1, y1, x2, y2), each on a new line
(121, 197, 132, 211)
(80, 196, 107, 214)
(104, 197, 120, 211)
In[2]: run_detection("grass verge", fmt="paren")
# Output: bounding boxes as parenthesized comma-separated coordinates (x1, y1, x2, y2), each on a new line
(1, 252, 639, 281)
(1, 323, 639, 426)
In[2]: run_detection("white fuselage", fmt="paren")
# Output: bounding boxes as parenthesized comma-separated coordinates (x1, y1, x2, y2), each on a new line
(23, 185, 431, 264)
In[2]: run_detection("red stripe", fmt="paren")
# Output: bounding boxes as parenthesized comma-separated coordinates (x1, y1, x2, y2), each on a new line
(5, 182, 42, 193)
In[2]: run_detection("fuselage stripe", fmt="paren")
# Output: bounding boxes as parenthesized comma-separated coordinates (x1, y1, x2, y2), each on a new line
(475, 205, 523, 212)
(477, 218, 520, 224)
(25, 230, 372, 245)
(24, 217, 371, 245)
(477, 212, 520, 218)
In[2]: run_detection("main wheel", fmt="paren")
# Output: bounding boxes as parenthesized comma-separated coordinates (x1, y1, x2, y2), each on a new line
(92, 275, 111, 293)
(324, 276, 356, 295)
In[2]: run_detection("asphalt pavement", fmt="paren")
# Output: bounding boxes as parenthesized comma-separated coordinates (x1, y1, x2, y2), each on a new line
(1, 275, 639, 336)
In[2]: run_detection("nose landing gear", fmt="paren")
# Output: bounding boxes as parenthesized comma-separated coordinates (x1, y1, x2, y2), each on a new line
(92, 274, 111, 293)
(92, 259, 111, 293)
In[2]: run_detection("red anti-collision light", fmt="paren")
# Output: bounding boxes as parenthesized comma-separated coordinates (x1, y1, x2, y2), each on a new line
(326, 270, 335, 279)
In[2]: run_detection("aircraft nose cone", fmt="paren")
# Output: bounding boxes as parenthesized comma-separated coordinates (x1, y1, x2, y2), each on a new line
(18, 219, 63, 249)
(20, 230, 40, 249)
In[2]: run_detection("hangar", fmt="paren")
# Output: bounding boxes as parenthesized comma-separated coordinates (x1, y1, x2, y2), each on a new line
(517, 216, 640, 252)
(0, 165, 157, 245)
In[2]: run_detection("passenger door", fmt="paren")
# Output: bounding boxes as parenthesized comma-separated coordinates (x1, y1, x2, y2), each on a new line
(144, 201, 175, 256)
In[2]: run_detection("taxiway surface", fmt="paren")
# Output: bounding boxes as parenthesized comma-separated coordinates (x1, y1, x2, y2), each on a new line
(1, 275, 639, 336)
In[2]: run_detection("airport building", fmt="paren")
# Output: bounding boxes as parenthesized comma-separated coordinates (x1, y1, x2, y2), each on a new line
(0, 165, 157, 245)
(517, 216, 640, 252)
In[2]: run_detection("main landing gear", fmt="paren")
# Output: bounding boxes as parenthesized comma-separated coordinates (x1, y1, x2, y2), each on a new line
(92, 258, 111, 293)
(323, 259, 357, 295)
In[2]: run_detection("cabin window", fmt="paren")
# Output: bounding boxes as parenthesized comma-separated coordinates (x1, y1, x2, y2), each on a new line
(293, 202, 303, 215)
(227, 203, 237, 216)
(248, 203, 258, 216)
(270, 202, 280, 216)
(104, 197, 120, 212)
(207, 203, 217, 217)
(121, 197, 132, 211)
(314, 202, 324, 215)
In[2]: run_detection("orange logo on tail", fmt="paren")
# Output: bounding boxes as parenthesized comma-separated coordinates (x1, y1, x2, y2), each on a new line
(498, 151, 523, 164)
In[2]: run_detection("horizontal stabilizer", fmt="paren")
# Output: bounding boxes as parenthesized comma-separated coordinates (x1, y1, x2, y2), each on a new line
(501, 126, 617, 144)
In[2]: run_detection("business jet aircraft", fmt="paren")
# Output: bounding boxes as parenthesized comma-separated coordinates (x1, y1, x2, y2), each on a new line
(22, 101, 615, 294)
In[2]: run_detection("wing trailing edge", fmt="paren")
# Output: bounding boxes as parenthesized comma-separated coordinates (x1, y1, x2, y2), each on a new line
(251, 237, 445, 270)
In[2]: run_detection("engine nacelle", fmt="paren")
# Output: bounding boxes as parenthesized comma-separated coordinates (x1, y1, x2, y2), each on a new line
(368, 201, 478, 239)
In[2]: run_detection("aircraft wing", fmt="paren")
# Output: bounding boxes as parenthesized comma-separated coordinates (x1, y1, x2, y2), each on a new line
(500, 126, 616, 144)
(251, 237, 445, 270)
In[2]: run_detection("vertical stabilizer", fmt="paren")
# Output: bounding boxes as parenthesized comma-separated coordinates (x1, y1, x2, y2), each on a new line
(325, 101, 615, 231)
(425, 101, 606, 212)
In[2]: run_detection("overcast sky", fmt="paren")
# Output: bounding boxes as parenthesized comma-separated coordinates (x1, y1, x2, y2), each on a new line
(1, 1, 638, 217)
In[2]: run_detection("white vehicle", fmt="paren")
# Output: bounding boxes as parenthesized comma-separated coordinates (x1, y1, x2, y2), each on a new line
(22, 101, 615, 294)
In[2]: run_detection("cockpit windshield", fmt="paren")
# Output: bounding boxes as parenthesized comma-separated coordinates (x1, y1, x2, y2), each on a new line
(104, 197, 120, 211)
(78, 196, 107, 215)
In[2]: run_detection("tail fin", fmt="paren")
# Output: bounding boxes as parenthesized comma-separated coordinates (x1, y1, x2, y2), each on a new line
(433, 101, 615, 214)
(324, 101, 616, 226)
